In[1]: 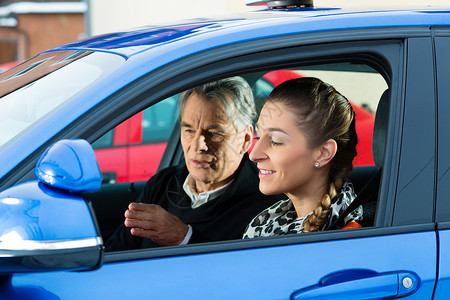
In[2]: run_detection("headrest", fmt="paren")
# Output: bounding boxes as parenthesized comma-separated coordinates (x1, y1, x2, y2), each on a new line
(372, 89, 390, 170)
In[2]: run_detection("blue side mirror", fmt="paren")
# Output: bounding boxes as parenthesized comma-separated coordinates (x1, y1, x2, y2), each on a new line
(0, 139, 103, 274)
(35, 139, 101, 192)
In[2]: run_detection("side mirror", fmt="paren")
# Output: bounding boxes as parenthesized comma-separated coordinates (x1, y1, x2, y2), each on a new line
(35, 138, 101, 192)
(0, 139, 103, 274)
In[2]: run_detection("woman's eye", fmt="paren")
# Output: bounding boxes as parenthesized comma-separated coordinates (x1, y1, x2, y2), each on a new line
(270, 137, 283, 146)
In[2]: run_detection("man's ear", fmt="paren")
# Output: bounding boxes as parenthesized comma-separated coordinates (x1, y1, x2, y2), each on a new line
(316, 139, 337, 167)
(240, 125, 254, 154)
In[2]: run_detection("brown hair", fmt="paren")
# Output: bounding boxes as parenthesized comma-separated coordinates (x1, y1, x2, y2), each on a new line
(266, 77, 357, 232)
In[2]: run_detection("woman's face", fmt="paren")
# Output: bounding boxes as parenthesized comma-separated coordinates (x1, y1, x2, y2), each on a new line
(250, 102, 319, 196)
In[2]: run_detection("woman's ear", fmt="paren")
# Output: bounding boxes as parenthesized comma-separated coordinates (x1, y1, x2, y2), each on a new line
(316, 139, 337, 167)
(240, 125, 254, 154)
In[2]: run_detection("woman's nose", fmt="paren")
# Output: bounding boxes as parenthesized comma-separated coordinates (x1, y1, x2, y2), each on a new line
(249, 138, 266, 162)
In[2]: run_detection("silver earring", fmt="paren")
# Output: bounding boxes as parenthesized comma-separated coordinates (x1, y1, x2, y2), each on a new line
(314, 162, 320, 168)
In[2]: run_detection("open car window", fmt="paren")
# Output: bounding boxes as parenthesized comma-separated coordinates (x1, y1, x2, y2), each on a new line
(90, 60, 389, 252)
(92, 62, 386, 185)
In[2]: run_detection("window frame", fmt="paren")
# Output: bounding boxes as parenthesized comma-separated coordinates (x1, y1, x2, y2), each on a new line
(100, 38, 407, 262)
(436, 31, 450, 226)
(389, 36, 436, 227)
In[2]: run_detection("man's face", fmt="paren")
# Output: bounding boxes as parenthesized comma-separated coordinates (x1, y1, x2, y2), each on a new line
(180, 93, 250, 192)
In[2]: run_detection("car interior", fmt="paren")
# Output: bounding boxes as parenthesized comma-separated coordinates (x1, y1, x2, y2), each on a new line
(84, 60, 390, 248)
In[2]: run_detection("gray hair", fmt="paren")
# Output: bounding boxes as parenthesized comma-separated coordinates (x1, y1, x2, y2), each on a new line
(178, 77, 256, 131)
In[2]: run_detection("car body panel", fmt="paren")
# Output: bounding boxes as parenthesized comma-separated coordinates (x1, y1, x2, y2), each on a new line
(11, 231, 437, 299)
(435, 229, 450, 298)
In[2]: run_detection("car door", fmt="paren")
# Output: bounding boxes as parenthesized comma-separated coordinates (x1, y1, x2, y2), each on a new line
(7, 31, 438, 299)
(434, 33, 450, 298)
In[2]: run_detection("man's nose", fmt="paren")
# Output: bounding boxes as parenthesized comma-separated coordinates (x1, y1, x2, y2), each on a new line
(193, 132, 208, 153)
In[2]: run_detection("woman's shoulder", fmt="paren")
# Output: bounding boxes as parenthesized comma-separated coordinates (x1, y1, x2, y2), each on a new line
(326, 181, 361, 229)
(332, 181, 356, 206)
(242, 198, 294, 238)
(255, 198, 293, 222)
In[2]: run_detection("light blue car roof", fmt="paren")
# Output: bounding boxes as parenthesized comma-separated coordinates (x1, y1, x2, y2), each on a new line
(1, 7, 449, 182)
(48, 8, 450, 59)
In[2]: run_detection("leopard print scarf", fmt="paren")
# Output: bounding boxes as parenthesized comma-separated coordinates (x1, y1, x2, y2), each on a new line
(243, 181, 362, 238)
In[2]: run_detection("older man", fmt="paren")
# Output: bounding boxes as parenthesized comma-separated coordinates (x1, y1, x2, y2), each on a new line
(106, 77, 281, 250)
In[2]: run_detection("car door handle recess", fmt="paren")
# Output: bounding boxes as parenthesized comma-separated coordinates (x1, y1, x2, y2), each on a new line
(291, 269, 420, 300)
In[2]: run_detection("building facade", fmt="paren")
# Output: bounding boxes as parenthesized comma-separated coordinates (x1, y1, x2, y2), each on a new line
(0, 1, 85, 63)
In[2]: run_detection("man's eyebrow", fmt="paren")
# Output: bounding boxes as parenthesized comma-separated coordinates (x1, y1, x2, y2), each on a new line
(206, 124, 226, 131)
(179, 121, 226, 131)
(180, 121, 192, 128)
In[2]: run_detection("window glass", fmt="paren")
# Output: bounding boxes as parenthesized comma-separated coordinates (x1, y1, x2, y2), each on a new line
(142, 95, 179, 144)
(92, 130, 114, 149)
(0, 51, 125, 151)
(92, 95, 179, 184)
(254, 79, 273, 113)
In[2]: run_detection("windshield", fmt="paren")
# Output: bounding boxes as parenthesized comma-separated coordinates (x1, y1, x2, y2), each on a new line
(0, 51, 125, 150)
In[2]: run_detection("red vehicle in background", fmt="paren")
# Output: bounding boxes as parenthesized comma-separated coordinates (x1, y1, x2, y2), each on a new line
(93, 70, 375, 184)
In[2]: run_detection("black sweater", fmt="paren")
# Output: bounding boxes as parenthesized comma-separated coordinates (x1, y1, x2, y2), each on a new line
(106, 155, 282, 251)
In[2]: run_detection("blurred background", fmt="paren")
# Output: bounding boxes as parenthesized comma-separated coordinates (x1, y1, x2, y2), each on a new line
(0, 0, 448, 68)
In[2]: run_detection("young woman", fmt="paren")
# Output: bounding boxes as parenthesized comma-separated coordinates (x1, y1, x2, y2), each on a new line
(243, 77, 362, 238)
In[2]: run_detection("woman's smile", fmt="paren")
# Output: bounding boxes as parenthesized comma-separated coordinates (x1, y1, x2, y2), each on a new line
(258, 168, 276, 177)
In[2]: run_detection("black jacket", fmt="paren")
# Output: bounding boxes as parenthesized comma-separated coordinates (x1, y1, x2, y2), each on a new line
(106, 154, 282, 251)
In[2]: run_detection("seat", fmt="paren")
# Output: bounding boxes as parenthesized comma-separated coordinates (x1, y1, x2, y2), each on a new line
(330, 89, 390, 229)
(360, 89, 389, 226)
(372, 89, 390, 172)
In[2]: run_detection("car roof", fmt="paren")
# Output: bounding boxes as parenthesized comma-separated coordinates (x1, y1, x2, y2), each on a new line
(47, 7, 450, 59)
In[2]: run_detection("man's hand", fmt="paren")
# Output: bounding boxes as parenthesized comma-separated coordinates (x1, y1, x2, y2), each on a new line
(124, 203, 189, 246)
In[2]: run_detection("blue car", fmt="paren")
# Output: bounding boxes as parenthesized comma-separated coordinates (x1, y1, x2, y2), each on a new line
(1, 1, 449, 298)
